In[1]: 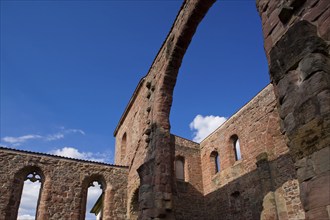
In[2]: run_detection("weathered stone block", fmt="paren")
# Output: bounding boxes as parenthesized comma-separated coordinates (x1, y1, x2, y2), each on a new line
(298, 53, 330, 82)
(302, 171, 330, 210)
(295, 157, 316, 182)
(317, 90, 330, 115)
(311, 147, 330, 175)
(270, 20, 328, 84)
(278, 5, 294, 24)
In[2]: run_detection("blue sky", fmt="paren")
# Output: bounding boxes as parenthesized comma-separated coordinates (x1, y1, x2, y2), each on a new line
(1, 0, 269, 166)
(1, 0, 269, 218)
(1, 0, 269, 160)
(1, 0, 269, 162)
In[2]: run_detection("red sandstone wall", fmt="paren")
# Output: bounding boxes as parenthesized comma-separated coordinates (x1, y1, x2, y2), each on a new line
(201, 85, 285, 193)
(256, 1, 330, 219)
(257, 0, 329, 60)
(113, 0, 329, 218)
(113, 77, 156, 218)
(113, 1, 215, 218)
(171, 135, 205, 219)
(0, 147, 128, 220)
(1, 1, 328, 219)
(200, 85, 305, 219)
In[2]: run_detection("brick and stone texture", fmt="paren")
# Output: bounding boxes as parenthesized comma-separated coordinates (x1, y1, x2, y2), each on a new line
(113, 1, 216, 219)
(171, 135, 204, 220)
(256, 0, 330, 219)
(1, 0, 329, 219)
(200, 84, 304, 219)
(115, 0, 330, 219)
(0, 147, 128, 220)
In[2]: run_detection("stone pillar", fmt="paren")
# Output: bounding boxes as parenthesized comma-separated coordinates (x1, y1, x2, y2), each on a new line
(37, 179, 51, 219)
(136, 1, 215, 219)
(256, 0, 330, 219)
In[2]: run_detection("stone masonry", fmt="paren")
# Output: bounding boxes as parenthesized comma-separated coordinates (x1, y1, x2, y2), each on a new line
(256, 0, 330, 219)
(0, 0, 329, 219)
(115, 0, 329, 218)
(199, 85, 304, 220)
(0, 148, 128, 220)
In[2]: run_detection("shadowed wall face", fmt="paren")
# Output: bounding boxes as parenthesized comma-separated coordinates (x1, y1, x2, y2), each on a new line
(200, 85, 304, 220)
(256, 0, 330, 219)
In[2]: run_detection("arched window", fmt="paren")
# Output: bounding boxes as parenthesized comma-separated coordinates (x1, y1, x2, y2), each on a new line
(215, 153, 220, 172)
(175, 157, 185, 181)
(231, 135, 242, 161)
(86, 181, 104, 220)
(121, 132, 127, 161)
(17, 171, 42, 220)
(210, 151, 220, 174)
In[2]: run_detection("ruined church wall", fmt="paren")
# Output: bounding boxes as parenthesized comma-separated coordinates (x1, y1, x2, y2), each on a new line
(113, 0, 330, 218)
(200, 84, 305, 219)
(171, 135, 205, 220)
(113, 78, 152, 215)
(113, 1, 216, 218)
(113, 74, 165, 217)
(0, 147, 128, 220)
(114, 79, 149, 168)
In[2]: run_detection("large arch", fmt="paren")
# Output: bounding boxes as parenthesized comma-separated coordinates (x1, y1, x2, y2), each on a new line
(135, 0, 329, 219)
(135, 1, 216, 219)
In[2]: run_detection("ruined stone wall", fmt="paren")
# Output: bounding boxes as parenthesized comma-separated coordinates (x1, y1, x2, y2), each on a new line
(171, 135, 205, 220)
(113, 1, 216, 218)
(1, 0, 328, 219)
(113, 78, 152, 218)
(201, 85, 286, 193)
(114, 78, 148, 168)
(200, 84, 305, 219)
(256, 0, 330, 218)
(0, 147, 128, 220)
(120, 0, 329, 218)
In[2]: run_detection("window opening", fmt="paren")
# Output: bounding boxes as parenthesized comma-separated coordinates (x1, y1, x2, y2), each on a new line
(210, 151, 220, 174)
(233, 136, 241, 161)
(17, 171, 42, 220)
(175, 158, 185, 181)
(215, 153, 220, 172)
(121, 132, 127, 161)
(87, 181, 103, 220)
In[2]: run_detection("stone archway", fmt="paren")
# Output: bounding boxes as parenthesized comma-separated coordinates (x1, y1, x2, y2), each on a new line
(133, 0, 329, 219)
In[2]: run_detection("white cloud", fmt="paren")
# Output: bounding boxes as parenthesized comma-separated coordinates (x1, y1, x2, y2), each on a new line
(189, 115, 227, 142)
(2, 135, 42, 144)
(45, 128, 85, 141)
(45, 133, 65, 141)
(49, 147, 110, 162)
(2, 128, 86, 146)
(67, 129, 85, 135)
